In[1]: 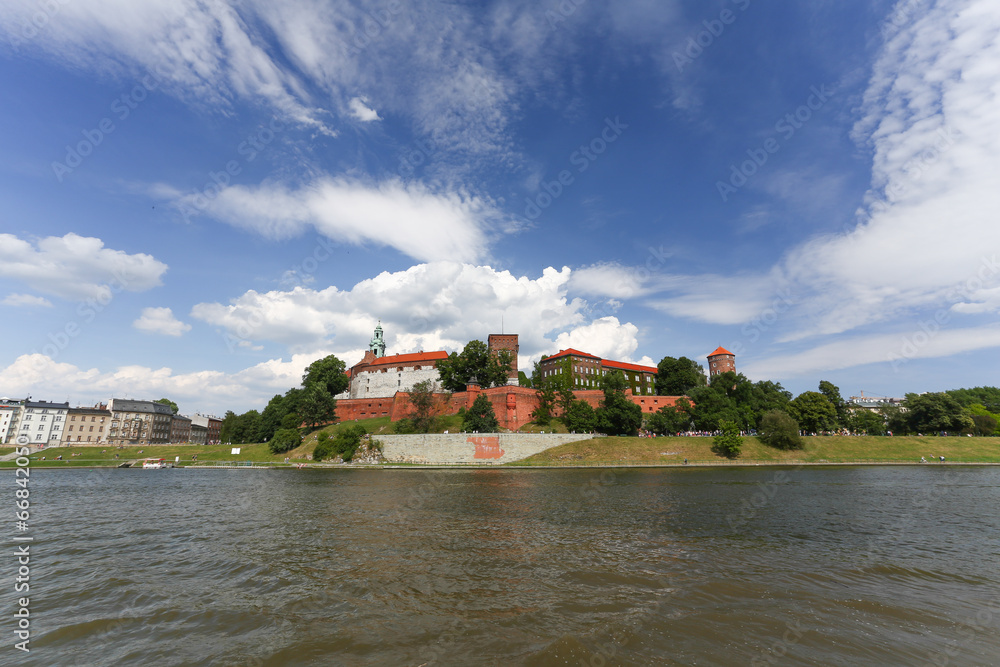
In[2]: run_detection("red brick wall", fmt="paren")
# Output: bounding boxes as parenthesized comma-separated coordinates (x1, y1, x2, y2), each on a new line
(334, 388, 689, 430)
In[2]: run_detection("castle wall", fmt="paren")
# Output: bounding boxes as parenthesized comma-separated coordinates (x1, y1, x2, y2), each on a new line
(379, 432, 597, 465)
(349, 366, 442, 399)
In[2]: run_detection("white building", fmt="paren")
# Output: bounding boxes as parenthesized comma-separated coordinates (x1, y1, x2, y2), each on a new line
(17, 401, 69, 446)
(0, 399, 25, 444)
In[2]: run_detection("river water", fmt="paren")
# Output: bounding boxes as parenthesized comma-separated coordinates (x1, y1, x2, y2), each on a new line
(13, 466, 1000, 666)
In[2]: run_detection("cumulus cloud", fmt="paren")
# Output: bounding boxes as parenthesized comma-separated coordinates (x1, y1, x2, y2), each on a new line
(133, 307, 192, 336)
(190, 261, 656, 367)
(348, 96, 381, 122)
(1, 294, 52, 307)
(0, 233, 167, 301)
(177, 177, 508, 263)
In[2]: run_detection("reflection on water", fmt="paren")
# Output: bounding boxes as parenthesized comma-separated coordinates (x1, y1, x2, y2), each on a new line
(21, 466, 1000, 666)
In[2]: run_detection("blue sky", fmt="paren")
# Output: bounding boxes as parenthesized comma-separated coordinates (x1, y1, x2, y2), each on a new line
(1, 0, 999, 415)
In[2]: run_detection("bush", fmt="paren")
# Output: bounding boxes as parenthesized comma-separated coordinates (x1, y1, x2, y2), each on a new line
(312, 432, 334, 460)
(269, 428, 302, 454)
(758, 410, 803, 450)
(562, 400, 596, 433)
(332, 424, 368, 462)
(712, 420, 743, 459)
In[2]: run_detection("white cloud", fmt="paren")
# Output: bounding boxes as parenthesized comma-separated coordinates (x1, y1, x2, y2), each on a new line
(0, 0, 334, 135)
(568, 263, 653, 299)
(644, 0, 1000, 349)
(552, 317, 646, 364)
(1, 294, 52, 308)
(178, 177, 507, 263)
(0, 233, 168, 301)
(348, 97, 381, 122)
(133, 307, 192, 337)
(0, 352, 318, 416)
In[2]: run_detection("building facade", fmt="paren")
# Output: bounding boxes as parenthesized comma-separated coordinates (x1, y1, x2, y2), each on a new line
(537, 349, 657, 395)
(62, 404, 110, 445)
(487, 333, 520, 385)
(342, 350, 450, 399)
(107, 399, 174, 445)
(0, 398, 25, 444)
(707, 346, 737, 377)
(17, 401, 69, 445)
(170, 414, 192, 443)
(189, 414, 221, 444)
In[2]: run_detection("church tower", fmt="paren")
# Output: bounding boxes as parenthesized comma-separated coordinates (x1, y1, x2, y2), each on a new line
(369, 322, 386, 358)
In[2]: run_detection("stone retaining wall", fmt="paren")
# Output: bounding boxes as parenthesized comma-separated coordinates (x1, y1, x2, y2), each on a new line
(377, 433, 596, 465)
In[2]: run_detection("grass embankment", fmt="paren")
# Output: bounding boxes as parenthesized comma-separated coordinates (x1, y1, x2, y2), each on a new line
(512, 435, 1000, 466)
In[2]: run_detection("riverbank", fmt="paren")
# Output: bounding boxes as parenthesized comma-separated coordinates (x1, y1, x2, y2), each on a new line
(511, 435, 1000, 466)
(4, 434, 999, 469)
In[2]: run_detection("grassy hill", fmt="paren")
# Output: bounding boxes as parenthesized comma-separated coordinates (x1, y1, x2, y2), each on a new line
(512, 435, 1000, 466)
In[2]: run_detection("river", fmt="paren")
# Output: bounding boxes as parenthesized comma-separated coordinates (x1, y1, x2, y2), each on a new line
(13, 466, 1000, 665)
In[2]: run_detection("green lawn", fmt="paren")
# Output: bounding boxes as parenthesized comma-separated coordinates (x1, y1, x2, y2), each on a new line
(511, 435, 1000, 466)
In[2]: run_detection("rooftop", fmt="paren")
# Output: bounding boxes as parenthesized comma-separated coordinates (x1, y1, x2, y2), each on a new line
(707, 346, 735, 358)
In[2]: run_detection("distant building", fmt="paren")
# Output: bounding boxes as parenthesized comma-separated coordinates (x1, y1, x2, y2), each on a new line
(189, 414, 221, 445)
(0, 398, 25, 444)
(62, 403, 110, 446)
(107, 398, 173, 445)
(170, 414, 192, 443)
(18, 400, 69, 446)
(707, 346, 736, 377)
(537, 349, 657, 395)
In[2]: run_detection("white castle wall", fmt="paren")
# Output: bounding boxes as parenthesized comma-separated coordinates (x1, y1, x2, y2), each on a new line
(349, 366, 442, 399)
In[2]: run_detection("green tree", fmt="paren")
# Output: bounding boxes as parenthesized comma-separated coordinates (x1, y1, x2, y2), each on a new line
(268, 428, 301, 454)
(312, 432, 334, 460)
(531, 377, 557, 426)
(407, 379, 438, 433)
(298, 383, 338, 431)
(655, 356, 706, 395)
(788, 391, 838, 433)
(945, 386, 1000, 413)
(686, 384, 740, 431)
(331, 424, 368, 461)
(646, 397, 693, 435)
(518, 371, 532, 388)
(437, 340, 514, 390)
(155, 398, 179, 414)
(712, 420, 743, 459)
(970, 414, 998, 437)
(818, 380, 848, 428)
(905, 392, 973, 434)
(463, 393, 500, 432)
(563, 400, 596, 433)
(848, 409, 887, 436)
(219, 410, 238, 443)
(231, 410, 261, 444)
(302, 354, 349, 397)
(758, 410, 803, 450)
(595, 371, 643, 436)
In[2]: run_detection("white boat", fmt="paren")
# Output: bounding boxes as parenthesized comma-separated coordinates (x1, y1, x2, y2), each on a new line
(141, 458, 169, 469)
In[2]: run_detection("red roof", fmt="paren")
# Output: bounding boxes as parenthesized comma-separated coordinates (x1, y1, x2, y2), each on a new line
(602, 359, 657, 374)
(707, 346, 735, 358)
(368, 350, 449, 367)
(544, 348, 602, 362)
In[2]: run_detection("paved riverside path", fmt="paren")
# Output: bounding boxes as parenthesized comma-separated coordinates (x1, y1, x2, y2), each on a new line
(378, 433, 596, 465)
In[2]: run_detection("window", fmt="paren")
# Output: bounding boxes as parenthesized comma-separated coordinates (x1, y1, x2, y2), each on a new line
(68, 426, 74, 431)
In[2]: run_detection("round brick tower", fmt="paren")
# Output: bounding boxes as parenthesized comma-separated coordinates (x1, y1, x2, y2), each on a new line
(707, 346, 736, 377)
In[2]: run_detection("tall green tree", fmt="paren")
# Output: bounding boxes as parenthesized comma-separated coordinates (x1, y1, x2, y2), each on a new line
(437, 340, 514, 390)
(298, 383, 338, 431)
(531, 377, 558, 425)
(848, 409, 888, 436)
(655, 356, 706, 395)
(463, 393, 500, 432)
(302, 355, 349, 396)
(595, 371, 643, 436)
(407, 379, 438, 433)
(945, 386, 1000, 413)
(788, 391, 838, 433)
(563, 400, 596, 433)
(818, 380, 848, 428)
(904, 392, 973, 434)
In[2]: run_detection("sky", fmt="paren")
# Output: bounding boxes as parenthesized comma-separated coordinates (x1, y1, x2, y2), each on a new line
(1, 0, 999, 416)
